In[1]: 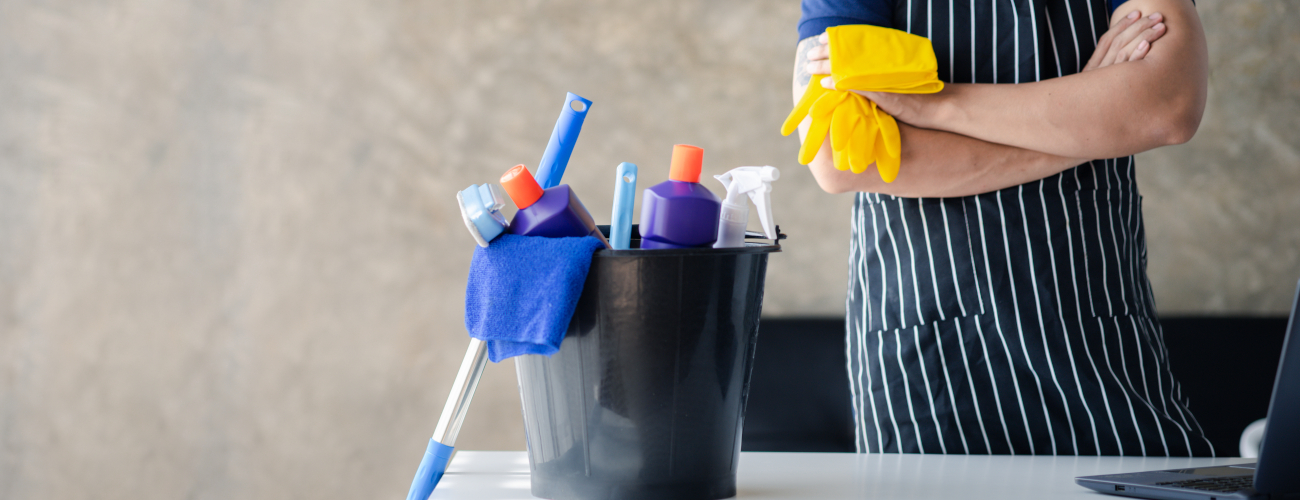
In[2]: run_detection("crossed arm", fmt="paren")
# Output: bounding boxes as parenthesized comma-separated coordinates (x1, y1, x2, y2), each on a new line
(793, 0, 1208, 197)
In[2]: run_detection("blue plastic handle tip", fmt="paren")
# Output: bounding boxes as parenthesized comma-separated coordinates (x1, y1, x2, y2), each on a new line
(610, 162, 638, 250)
(406, 438, 455, 500)
(535, 92, 592, 190)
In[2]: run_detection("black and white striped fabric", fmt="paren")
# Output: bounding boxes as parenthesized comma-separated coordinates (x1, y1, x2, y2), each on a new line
(840, 0, 1216, 456)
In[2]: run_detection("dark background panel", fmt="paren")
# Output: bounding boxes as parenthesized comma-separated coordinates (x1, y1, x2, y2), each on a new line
(742, 316, 1289, 456)
(1160, 316, 1288, 456)
(742, 318, 856, 452)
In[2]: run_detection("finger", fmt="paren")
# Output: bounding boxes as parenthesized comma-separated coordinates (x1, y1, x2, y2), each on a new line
(1101, 11, 1142, 51)
(847, 117, 867, 174)
(1143, 19, 1168, 44)
(831, 103, 852, 152)
(876, 143, 900, 183)
(806, 59, 832, 75)
(849, 97, 874, 174)
(1116, 9, 1142, 26)
(800, 92, 847, 164)
(1114, 20, 1165, 64)
(1083, 41, 1106, 71)
(806, 43, 829, 61)
(1101, 13, 1159, 67)
(1124, 13, 1164, 43)
(1105, 9, 1143, 44)
(819, 32, 829, 45)
(1122, 22, 1163, 62)
(834, 146, 850, 172)
(782, 75, 831, 136)
(872, 101, 900, 159)
(1085, 11, 1138, 71)
(1128, 40, 1150, 62)
(1124, 22, 1165, 63)
(1083, 40, 1107, 71)
(1108, 13, 1163, 64)
(821, 75, 836, 90)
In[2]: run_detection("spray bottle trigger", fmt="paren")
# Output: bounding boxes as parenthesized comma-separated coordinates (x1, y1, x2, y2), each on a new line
(747, 166, 779, 239)
(713, 166, 780, 248)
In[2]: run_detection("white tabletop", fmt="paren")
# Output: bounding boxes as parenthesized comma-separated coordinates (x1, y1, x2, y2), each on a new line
(431, 451, 1250, 500)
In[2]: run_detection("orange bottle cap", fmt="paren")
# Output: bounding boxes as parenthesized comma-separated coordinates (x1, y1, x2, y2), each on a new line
(668, 144, 704, 183)
(500, 164, 544, 209)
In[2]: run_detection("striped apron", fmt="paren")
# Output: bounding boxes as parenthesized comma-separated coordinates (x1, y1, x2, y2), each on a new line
(844, 0, 1216, 456)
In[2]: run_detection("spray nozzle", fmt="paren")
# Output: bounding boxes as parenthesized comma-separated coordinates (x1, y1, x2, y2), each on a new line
(713, 166, 780, 245)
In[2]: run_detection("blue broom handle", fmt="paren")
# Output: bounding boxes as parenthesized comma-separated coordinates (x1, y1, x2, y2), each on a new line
(535, 93, 592, 189)
(433, 338, 489, 446)
(610, 162, 637, 250)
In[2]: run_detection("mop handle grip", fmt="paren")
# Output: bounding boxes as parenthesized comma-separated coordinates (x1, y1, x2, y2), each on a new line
(535, 93, 592, 189)
(432, 338, 489, 446)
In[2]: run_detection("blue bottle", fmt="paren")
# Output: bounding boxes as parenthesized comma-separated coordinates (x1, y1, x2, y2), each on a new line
(500, 164, 609, 247)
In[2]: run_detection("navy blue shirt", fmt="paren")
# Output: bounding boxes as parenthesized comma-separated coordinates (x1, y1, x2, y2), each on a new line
(800, 0, 1130, 39)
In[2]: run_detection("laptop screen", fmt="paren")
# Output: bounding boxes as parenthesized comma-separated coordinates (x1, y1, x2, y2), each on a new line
(1254, 279, 1300, 494)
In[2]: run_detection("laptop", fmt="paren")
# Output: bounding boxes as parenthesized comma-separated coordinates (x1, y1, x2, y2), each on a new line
(1076, 279, 1300, 500)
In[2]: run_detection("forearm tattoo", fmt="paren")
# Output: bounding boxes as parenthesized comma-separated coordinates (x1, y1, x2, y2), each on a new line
(794, 35, 825, 89)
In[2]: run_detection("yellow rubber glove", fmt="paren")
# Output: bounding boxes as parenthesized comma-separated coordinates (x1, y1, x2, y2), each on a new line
(781, 25, 942, 183)
(827, 25, 944, 94)
(781, 72, 839, 165)
(831, 93, 874, 174)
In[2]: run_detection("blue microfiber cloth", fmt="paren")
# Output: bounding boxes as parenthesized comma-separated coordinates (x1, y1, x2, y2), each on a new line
(465, 233, 605, 362)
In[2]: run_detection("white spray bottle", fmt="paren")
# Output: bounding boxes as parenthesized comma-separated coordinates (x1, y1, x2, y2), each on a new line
(713, 166, 780, 248)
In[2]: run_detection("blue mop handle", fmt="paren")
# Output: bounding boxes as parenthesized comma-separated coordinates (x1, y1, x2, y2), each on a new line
(535, 93, 592, 189)
(406, 438, 455, 500)
(405, 338, 489, 500)
(610, 162, 637, 250)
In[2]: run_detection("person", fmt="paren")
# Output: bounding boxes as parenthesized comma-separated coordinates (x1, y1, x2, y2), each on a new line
(791, 0, 1213, 455)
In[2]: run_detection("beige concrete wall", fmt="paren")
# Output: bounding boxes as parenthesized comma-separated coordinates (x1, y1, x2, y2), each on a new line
(0, 0, 1295, 498)
(1139, 1, 1300, 313)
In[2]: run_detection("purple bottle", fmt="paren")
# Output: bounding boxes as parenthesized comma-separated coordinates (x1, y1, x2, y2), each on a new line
(500, 164, 610, 246)
(638, 144, 721, 249)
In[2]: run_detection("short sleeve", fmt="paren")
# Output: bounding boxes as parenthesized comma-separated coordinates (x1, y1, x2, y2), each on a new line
(1108, 1, 1194, 15)
(798, 0, 894, 41)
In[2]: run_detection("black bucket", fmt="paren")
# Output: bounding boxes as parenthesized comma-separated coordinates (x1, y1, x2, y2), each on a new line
(515, 225, 781, 500)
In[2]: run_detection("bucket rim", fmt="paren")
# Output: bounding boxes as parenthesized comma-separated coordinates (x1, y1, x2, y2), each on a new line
(595, 224, 785, 257)
(595, 242, 780, 257)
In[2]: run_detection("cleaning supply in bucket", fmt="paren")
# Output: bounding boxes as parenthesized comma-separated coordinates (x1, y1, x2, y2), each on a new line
(465, 233, 606, 362)
(713, 166, 780, 248)
(501, 164, 611, 247)
(516, 230, 783, 500)
(405, 336, 487, 500)
(609, 162, 638, 250)
(456, 183, 508, 247)
(780, 24, 943, 182)
(470, 163, 610, 361)
(408, 93, 595, 500)
(406, 230, 606, 499)
(407, 182, 511, 500)
(638, 144, 721, 249)
(535, 93, 592, 190)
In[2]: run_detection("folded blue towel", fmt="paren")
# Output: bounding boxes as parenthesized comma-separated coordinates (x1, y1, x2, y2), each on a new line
(465, 233, 606, 362)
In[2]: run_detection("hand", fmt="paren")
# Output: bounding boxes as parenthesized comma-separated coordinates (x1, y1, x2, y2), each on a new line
(802, 11, 1168, 125)
(802, 32, 832, 76)
(802, 31, 936, 126)
(1083, 10, 1168, 71)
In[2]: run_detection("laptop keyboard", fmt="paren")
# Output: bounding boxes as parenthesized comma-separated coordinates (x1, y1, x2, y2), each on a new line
(1155, 476, 1254, 493)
